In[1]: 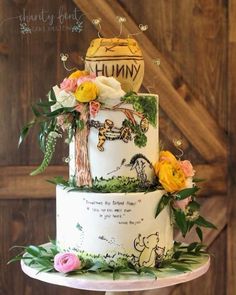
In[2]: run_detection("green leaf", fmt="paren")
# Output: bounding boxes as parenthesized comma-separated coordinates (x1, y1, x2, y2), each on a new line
(48, 89, 57, 102)
(26, 245, 41, 257)
(196, 226, 203, 242)
(18, 120, 36, 147)
(47, 176, 69, 186)
(155, 194, 171, 218)
(175, 186, 199, 200)
(140, 267, 157, 279)
(172, 251, 182, 260)
(188, 200, 200, 211)
(36, 267, 54, 274)
(173, 241, 182, 248)
(7, 256, 23, 264)
(87, 261, 110, 272)
(195, 216, 217, 229)
(170, 263, 191, 272)
(187, 242, 199, 252)
(195, 244, 206, 254)
(173, 209, 188, 236)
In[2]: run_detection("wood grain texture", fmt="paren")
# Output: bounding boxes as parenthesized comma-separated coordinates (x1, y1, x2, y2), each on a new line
(0, 166, 67, 199)
(0, 0, 95, 166)
(120, 0, 228, 130)
(0, 42, 9, 55)
(0, 163, 226, 199)
(227, 1, 236, 294)
(74, 0, 227, 162)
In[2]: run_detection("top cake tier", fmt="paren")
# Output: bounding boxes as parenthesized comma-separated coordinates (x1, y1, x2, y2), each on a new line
(85, 38, 144, 92)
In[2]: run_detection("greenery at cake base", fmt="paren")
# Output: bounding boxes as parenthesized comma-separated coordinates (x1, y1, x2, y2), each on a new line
(9, 241, 207, 279)
(48, 176, 159, 193)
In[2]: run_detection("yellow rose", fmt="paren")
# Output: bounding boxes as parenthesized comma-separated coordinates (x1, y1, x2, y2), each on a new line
(158, 161, 186, 193)
(74, 81, 99, 103)
(69, 70, 89, 79)
(154, 150, 177, 175)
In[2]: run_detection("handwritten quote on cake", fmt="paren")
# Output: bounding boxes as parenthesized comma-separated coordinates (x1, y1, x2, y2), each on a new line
(82, 198, 144, 225)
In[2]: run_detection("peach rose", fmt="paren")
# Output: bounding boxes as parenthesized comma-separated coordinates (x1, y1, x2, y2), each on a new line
(179, 160, 195, 177)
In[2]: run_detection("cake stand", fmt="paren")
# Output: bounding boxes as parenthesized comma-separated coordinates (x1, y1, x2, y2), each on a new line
(21, 245, 210, 295)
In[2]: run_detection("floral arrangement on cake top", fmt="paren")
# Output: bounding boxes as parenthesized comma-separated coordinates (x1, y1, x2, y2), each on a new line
(19, 67, 158, 190)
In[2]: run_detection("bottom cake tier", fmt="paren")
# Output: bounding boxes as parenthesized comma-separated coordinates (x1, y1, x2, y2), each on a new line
(56, 185, 173, 267)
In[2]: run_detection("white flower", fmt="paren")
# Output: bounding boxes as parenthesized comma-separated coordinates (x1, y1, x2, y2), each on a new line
(94, 76, 125, 106)
(51, 86, 77, 112)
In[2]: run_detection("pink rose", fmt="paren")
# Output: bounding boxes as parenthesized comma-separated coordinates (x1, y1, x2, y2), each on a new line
(77, 73, 96, 87)
(179, 160, 195, 177)
(173, 196, 192, 210)
(60, 78, 77, 92)
(54, 252, 81, 273)
(89, 101, 101, 117)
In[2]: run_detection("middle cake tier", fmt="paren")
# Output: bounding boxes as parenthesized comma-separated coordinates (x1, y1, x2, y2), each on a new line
(69, 93, 159, 188)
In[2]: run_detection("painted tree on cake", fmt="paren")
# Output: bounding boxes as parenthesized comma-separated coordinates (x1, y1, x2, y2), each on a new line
(75, 104, 92, 186)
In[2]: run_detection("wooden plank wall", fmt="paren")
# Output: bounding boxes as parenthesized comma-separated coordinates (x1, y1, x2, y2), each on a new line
(0, 0, 232, 294)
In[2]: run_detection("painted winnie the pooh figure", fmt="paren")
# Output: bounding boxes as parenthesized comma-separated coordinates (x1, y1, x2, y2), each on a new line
(134, 232, 165, 267)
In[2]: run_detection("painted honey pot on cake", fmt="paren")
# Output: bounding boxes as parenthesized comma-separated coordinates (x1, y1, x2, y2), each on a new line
(85, 38, 144, 92)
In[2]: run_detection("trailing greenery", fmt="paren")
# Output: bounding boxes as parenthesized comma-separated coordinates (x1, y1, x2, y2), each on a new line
(47, 176, 159, 193)
(8, 240, 59, 274)
(155, 187, 217, 240)
(8, 241, 207, 278)
(18, 89, 80, 175)
(30, 131, 61, 176)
